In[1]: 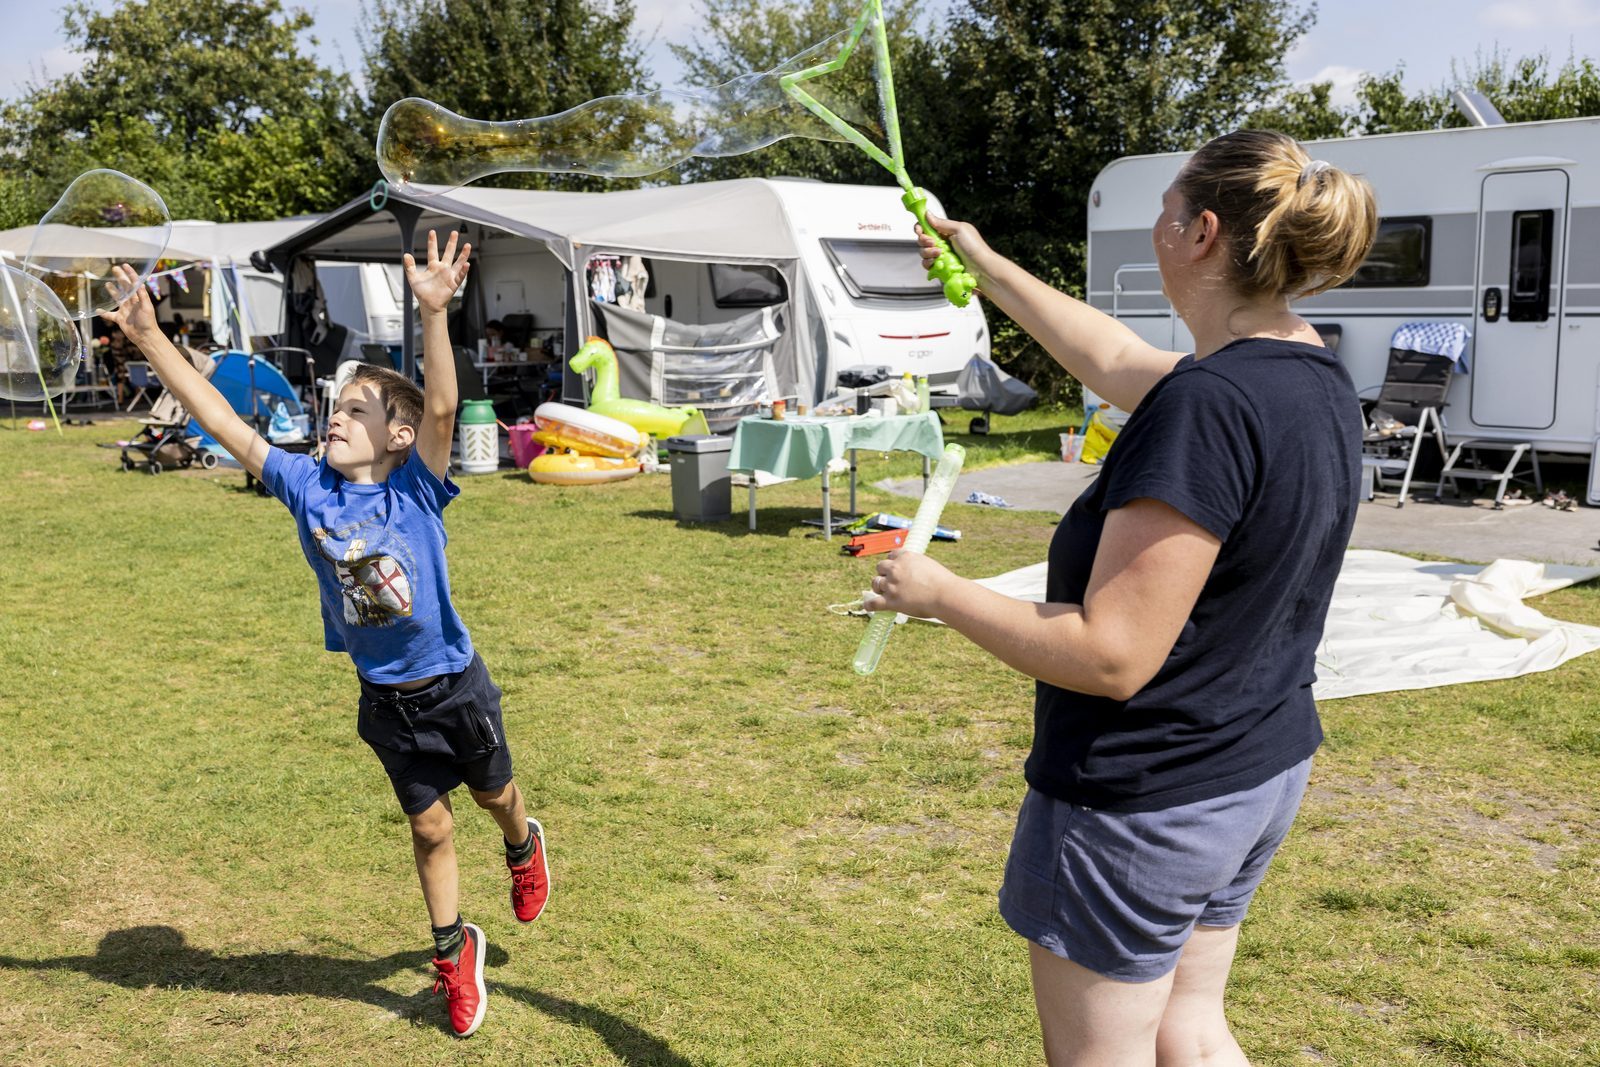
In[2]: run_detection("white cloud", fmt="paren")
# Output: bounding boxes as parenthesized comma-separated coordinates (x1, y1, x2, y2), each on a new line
(1300, 64, 1369, 109)
(1481, 0, 1600, 30)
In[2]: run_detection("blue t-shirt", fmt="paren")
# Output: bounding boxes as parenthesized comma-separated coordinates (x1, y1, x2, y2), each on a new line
(1027, 337, 1363, 812)
(262, 447, 474, 685)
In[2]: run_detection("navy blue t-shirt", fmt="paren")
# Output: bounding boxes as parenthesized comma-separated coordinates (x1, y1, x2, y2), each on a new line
(1026, 337, 1363, 812)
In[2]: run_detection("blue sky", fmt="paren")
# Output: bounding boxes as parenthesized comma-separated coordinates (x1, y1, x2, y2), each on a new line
(3, 0, 1597, 107)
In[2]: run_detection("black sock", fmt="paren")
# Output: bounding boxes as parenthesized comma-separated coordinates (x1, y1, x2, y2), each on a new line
(432, 916, 465, 962)
(506, 824, 535, 866)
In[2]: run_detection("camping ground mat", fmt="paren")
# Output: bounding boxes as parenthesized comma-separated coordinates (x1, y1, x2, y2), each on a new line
(913, 549, 1600, 701)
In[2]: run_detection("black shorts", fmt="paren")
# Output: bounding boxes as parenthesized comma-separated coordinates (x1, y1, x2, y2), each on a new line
(356, 652, 515, 815)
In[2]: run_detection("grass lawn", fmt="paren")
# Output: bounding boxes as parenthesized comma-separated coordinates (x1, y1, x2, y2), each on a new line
(1, 410, 1596, 1066)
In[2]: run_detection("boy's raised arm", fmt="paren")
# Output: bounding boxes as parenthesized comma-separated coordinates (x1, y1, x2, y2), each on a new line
(105, 263, 270, 479)
(407, 230, 472, 480)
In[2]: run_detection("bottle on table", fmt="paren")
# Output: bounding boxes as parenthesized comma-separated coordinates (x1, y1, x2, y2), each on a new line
(916, 375, 930, 414)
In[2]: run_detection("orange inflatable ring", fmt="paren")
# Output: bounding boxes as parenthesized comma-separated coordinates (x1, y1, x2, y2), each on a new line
(528, 452, 640, 486)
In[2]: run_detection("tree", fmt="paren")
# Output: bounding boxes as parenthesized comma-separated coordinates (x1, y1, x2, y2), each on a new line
(930, 0, 1312, 398)
(1254, 51, 1600, 143)
(359, 0, 651, 191)
(1245, 81, 1352, 141)
(674, 0, 1310, 400)
(0, 0, 366, 225)
(668, 0, 943, 186)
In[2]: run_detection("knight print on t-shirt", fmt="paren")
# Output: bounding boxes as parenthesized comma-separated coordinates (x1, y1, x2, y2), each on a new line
(311, 527, 415, 626)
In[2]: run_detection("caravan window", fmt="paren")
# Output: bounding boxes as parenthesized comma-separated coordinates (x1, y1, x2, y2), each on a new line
(1507, 209, 1554, 321)
(822, 239, 942, 300)
(1348, 217, 1431, 288)
(709, 263, 786, 308)
(381, 264, 406, 304)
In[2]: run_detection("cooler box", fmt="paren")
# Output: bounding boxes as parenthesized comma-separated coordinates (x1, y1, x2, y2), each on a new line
(666, 434, 732, 522)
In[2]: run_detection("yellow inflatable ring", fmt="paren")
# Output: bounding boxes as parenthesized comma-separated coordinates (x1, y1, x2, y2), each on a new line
(532, 402, 643, 459)
(528, 452, 640, 486)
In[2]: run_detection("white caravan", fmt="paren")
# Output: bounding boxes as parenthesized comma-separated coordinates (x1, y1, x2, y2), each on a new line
(759, 179, 990, 391)
(528, 178, 988, 393)
(1086, 116, 1600, 468)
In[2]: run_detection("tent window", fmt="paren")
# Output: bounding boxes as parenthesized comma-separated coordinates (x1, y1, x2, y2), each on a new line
(708, 263, 786, 308)
(822, 239, 941, 299)
(240, 274, 285, 335)
(1507, 209, 1553, 321)
(1347, 217, 1431, 288)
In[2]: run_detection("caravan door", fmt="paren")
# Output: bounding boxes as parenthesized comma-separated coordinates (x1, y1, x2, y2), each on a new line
(1471, 169, 1569, 430)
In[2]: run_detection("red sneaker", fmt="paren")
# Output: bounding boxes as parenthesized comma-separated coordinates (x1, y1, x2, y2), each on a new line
(431, 922, 487, 1037)
(508, 817, 550, 923)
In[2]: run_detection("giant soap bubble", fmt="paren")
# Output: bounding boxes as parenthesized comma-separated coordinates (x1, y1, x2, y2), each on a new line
(0, 265, 86, 402)
(377, 31, 881, 191)
(24, 169, 171, 321)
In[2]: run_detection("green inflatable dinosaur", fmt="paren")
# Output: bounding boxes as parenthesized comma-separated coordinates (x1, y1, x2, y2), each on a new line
(570, 336, 711, 439)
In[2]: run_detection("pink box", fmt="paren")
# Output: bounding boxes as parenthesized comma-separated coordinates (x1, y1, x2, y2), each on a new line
(508, 424, 544, 469)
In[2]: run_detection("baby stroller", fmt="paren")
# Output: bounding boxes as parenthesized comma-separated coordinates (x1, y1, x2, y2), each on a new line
(104, 346, 220, 475)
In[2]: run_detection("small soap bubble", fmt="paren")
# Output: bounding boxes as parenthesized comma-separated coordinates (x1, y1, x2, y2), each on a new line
(24, 169, 171, 321)
(0, 265, 86, 402)
(377, 31, 881, 191)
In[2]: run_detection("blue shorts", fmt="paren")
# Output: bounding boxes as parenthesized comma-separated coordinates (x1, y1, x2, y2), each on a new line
(998, 757, 1313, 982)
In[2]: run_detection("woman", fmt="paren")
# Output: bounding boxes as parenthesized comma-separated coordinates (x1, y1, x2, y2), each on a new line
(867, 130, 1377, 1065)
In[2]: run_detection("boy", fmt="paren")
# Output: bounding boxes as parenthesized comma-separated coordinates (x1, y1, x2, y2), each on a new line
(106, 232, 550, 1039)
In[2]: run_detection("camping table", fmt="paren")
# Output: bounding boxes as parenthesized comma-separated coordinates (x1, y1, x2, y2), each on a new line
(728, 411, 945, 540)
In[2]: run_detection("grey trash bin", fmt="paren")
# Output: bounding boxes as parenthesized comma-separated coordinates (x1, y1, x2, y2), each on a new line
(666, 434, 733, 522)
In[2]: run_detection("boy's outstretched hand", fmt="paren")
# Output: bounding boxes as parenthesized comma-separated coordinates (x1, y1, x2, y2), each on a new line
(405, 229, 472, 315)
(103, 264, 160, 340)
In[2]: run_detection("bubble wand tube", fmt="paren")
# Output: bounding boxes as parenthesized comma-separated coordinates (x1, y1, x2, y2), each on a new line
(778, 0, 978, 307)
(852, 442, 966, 676)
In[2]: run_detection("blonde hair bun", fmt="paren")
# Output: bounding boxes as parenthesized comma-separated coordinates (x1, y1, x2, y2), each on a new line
(1175, 130, 1378, 298)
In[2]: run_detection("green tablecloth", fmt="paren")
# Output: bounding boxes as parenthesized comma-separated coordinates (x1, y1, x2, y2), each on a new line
(728, 411, 945, 480)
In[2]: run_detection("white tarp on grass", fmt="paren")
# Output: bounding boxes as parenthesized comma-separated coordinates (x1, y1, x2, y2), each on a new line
(959, 549, 1600, 701)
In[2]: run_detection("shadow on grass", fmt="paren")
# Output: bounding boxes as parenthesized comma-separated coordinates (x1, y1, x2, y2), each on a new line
(0, 925, 694, 1065)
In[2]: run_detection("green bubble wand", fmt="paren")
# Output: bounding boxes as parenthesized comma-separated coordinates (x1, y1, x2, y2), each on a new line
(778, 0, 978, 308)
(852, 442, 966, 676)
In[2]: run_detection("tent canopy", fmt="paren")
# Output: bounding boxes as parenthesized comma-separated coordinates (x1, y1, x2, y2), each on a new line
(0, 217, 316, 267)
(263, 179, 820, 388)
(263, 179, 804, 268)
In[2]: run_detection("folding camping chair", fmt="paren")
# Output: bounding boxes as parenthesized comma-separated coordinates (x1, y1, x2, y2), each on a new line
(123, 361, 157, 411)
(1361, 331, 1459, 508)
